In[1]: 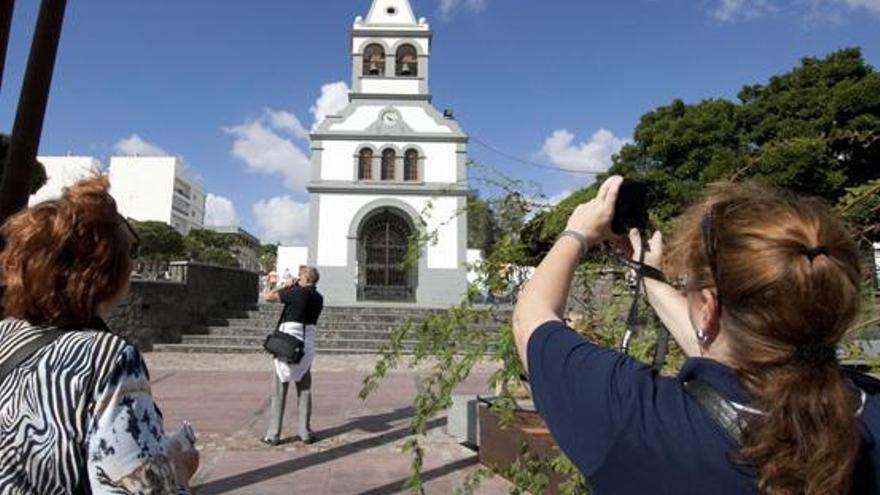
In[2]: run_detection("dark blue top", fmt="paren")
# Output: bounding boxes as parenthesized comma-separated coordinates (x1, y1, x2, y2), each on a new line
(527, 320, 880, 494)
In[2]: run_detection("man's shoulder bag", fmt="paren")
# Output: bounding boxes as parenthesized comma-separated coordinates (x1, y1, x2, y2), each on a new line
(262, 305, 305, 365)
(263, 330, 305, 365)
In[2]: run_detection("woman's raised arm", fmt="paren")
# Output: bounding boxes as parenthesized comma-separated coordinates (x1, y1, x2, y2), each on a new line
(512, 176, 624, 371)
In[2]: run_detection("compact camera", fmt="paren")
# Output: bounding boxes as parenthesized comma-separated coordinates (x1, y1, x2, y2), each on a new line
(611, 180, 649, 235)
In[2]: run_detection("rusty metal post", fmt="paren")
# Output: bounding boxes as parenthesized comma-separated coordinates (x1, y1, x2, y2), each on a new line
(0, 0, 66, 225)
(0, 0, 14, 95)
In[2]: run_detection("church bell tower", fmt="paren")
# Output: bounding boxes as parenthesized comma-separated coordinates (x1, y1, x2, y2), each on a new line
(307, 0, 469, 307)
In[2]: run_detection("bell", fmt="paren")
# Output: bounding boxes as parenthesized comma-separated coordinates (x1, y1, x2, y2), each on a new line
(400, 63, 413, 75)
(368, 62, 380, 75)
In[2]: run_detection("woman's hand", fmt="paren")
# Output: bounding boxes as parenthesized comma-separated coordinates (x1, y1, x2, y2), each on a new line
(628, 229, 663, 268)
(167, 438, 199, 489)
(565, 176, 624, 245)
(626, 228, 701, 357)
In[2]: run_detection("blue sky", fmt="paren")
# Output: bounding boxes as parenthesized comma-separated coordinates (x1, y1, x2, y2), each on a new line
(1, 0, 878, 244)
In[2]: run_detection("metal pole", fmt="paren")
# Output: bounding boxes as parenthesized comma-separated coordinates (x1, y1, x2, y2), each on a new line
(0, 0, 15, 95)
(0, 0, 67, 225)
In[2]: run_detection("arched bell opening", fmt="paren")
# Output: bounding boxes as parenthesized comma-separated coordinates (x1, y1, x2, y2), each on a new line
(363, 43, 386, 76)
(395, 44, 418, 77)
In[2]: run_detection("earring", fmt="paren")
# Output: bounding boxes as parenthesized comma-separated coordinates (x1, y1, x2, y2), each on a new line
(696, 328, 708, 343)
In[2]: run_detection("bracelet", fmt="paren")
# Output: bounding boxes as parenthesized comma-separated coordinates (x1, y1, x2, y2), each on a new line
(559, 230, 590, 256)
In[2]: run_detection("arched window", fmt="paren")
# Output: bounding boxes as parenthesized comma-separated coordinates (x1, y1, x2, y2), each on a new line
(404, 149, 419, 181)
(363, 44, 386, 76)
(396, 45, 418, 77)
(358, 148, 373, 180)
(381, 149, 396, 181)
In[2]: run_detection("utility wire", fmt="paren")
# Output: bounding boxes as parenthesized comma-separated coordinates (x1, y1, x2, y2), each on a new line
(469, 135, 603, 175)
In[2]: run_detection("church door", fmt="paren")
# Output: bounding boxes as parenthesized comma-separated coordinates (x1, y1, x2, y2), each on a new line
(358, 210, 416, 302)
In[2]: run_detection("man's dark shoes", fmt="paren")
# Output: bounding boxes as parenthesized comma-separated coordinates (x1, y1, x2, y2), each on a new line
(300, 432, 317, 445)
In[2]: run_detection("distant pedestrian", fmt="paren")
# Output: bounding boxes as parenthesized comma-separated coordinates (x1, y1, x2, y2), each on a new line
(262, 266, 324, 445)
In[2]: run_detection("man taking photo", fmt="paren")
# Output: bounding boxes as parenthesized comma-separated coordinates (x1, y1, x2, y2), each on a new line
(261, 265, 324, 446)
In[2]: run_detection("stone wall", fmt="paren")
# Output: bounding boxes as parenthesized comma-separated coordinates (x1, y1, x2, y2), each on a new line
(106, 262, 258, 351)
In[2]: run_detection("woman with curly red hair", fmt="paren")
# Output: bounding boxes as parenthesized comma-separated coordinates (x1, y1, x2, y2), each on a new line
(0, 176, 198, 494)
(514, 176, 879, 494)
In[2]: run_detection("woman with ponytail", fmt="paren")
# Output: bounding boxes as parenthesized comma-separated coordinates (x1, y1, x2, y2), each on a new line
(513, 176, 879, 494)
(0, 177, 198, 494)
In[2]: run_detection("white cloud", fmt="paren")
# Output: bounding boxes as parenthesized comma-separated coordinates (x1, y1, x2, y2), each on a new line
(834, 0, 880, 15)
(226, 81, 349, 193)
(252, 196, 310, 245)
(541, 128, 630, 174)
(266, 109, 309, 141)
(224, 110, 312, 192)
(710, 0, 880, 21)
(712, 0, 776, 21)
(439, 0, 488, 19)
(204, 194, 239, 227)
(310, 81, 350, 131)
(113, 134, 169, 156)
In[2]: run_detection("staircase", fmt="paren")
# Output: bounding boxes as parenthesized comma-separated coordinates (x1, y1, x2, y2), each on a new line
(152, 303, 511, 355)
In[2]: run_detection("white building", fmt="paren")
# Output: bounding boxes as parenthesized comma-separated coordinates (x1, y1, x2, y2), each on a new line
(307, 0, 468, 306)
(108, 156, 205, 235)
(277, 246, 309, 279)
(29, 156, 103, 206)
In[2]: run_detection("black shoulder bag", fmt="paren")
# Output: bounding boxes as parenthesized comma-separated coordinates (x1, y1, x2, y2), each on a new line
(0, 330, 64, 385)
(262, 305, 305, 365)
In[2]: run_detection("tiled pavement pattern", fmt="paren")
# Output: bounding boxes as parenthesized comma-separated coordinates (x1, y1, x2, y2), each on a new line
(145, 353, 512, 494)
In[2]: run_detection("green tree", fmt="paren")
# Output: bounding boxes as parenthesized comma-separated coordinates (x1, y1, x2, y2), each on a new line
(526, 48, 880, 253)
(130, 220, 186, 277)
(258, 243, 278, 273)
(467, 192, 498, 256)
(837, 179, 880, 242)
(184, 228, 239, 268)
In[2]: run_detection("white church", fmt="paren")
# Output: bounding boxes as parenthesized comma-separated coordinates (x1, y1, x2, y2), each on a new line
(291, 0, 470, 307)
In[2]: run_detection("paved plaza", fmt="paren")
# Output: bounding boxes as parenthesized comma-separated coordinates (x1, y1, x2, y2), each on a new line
(144, 353, 512, 494)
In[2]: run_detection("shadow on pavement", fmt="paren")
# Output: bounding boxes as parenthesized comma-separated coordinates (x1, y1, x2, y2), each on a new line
(195, 416, 446, 494)
(272, 405, 415, 445)
(317, 405, 415, 437)
(356, 457, 480, 495)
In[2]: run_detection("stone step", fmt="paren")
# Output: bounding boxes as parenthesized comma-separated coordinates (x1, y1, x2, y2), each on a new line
(155, 343, 497, 355)
(200, 326, 500, 340)
(152, 344, 391, 355)
(253, 302, 471, 310)
(204, 318, 506, 332)
(209, 315, 442, 326)
(226, 311, 468, 323)
(233, 305, 511, 318)
(184, 304, 513, 355)
(180, 335, 423, 350)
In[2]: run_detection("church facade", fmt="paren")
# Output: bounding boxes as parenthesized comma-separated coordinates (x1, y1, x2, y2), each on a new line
(307, 0, 469, 307)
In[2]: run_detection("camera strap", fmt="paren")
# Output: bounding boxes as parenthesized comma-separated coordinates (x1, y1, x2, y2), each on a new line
(618, 235, 671, 372)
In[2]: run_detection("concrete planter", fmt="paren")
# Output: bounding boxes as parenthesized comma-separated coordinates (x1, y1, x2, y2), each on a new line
(478, 400, 569, 495)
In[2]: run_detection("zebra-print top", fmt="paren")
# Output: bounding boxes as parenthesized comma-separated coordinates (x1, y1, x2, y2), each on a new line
(0, 318, 188, 494)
